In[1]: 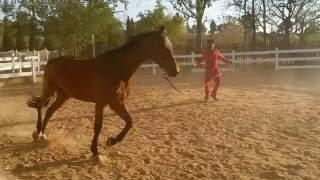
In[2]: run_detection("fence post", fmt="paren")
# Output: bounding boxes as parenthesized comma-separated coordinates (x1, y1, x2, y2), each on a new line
(46, 49, 49, 62)
(191, 52, 195, 65)
(17, 50, 22, 73)
(11, 51, 15, 73)
(275, 48, 279, 71)
(191, 52, 196, 73)
(31, 58, 37, 83)
(37, 52, 40, 72)
(152, 61, 156, 75)
(231, 50, 235, 72)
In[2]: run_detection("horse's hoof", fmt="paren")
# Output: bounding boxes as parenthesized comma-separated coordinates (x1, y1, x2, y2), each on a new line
(40, 134, 47, 142)
(106, 137, 117, 146)
(32, 131, 41, 142)
(92, 155, 106, 165)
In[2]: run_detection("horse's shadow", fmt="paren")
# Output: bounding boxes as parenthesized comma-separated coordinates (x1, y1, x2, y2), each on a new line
(0, 99, 204, 130)
(63, 99, 204, 119)
(0, 120, 35, 129)
(12, 157, 96, 175)
(4, 100, 204, 173)
(0, 141, 48, 156)
(128, 99, 203, 114)
(1, 141, 98, 176)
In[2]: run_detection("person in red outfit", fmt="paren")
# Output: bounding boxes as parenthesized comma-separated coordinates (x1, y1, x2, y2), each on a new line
(195, 40, 233, 101)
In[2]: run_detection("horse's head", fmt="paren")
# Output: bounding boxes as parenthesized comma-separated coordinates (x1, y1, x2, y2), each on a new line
(150, 26, 180, 77)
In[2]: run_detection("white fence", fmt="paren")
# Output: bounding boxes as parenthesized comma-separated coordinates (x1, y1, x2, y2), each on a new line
(0, 48, 320, 83)
(0, 50, 58, 82)
(152, 48, 320, 73)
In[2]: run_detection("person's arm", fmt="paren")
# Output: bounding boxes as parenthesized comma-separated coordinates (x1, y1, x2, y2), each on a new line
(217, 50, 233, 65)
(194, 50, 206, 67)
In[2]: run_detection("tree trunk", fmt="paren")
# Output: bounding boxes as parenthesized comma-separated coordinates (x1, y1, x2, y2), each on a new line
(91, 34, 95, 58)
(284, 17, 291, 48)
(251, 0, 256, 50)
(243, 0, 248, 50)
(29, 0, 36, 51)
(196, 17, 203, 53)
(299, 34, 305, 46)
(299, 27, 305, 47)
(262, 0, 267, 49)
(2, 17, 9, 51)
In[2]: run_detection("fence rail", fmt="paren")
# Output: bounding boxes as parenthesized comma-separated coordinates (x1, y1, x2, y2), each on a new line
(0, 48, 320, 83)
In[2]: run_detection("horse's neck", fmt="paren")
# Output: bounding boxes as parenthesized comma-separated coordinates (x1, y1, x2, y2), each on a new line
(120, 41, 152, 80)
(96, 40, 152, 81)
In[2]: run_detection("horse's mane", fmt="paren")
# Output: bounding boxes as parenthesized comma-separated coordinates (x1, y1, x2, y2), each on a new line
(98, 30, 158, 58)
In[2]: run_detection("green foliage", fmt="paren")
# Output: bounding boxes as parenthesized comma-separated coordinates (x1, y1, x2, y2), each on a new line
(0, 0, 126, 54)
(0, 0, 15, 17)
(135, 0, 186, 45)
(14, 11, 31, 50)
(2, 18, 17, 51)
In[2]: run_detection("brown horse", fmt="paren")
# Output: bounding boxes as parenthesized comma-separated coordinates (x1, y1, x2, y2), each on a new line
(27, 26, 180, 157)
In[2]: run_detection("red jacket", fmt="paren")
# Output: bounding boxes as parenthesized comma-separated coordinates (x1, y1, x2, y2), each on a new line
(197, 48, 227, 75)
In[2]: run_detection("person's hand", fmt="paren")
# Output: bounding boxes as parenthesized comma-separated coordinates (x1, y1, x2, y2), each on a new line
(226, 61, 233, 68)
(194, 59, 200, 67)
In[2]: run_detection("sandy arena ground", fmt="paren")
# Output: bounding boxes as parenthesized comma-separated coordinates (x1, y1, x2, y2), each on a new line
(0, 68, 319, 180)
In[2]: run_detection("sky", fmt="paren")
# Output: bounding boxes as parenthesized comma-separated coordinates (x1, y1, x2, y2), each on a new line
(0, 0, 237, 29)
(116, 0, 238, 28)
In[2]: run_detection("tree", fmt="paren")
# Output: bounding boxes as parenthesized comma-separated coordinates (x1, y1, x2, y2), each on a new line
(2, 18, 17, 51)
(269, 0, 320, 47)
(18, 0, 41, 50)
(135, 0, 186, 46)
(15, 11, 30, 50)
(292, 1, 320, 44)
(251, 0, 256, 50)
(168, 0, 217, 52)
(1, 0, 16, 50)
(186, 22, 192, 33)
(261, 0, 267, 49)
(126, 17, 136, 40)
(211, 20, 243, 50)
(0, 0, 127, 53)
(130, 18, 135, 36)
(190, 23, 207, 33)
(126, 16, 132, 40)
(40, 0, 125, 55)
(209, 19, 217, 34)
(229, 0, 259, 50)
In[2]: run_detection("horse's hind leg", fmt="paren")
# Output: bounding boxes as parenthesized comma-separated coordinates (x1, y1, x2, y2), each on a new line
(107, 102, 132, 146)
(29, 93, 55, 141)
(32, 106, 43, 141)
(41, 90, 68, 139)
(90, 103, 104, 156)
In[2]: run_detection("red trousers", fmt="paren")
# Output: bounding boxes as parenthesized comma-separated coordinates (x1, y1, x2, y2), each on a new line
(204, 70, 221, 98)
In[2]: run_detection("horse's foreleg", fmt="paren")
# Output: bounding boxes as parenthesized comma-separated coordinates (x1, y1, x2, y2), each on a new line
(107, 102, 132, 146)
(32, 107, 43, 141)
(90, 103, 104, 156)
(41, 91, 68, 139)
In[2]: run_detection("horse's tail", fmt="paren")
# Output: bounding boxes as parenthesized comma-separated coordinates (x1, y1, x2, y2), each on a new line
(27, 61, 56, 109)
(27, 95, 52, 109)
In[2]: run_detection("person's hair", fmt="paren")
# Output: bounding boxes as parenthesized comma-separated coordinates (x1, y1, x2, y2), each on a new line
(207, 39, 215, 48)
(207, 39, 215, 44)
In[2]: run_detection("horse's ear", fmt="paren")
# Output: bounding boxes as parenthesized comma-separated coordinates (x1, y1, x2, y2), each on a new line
(159, 25, 166, 36)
